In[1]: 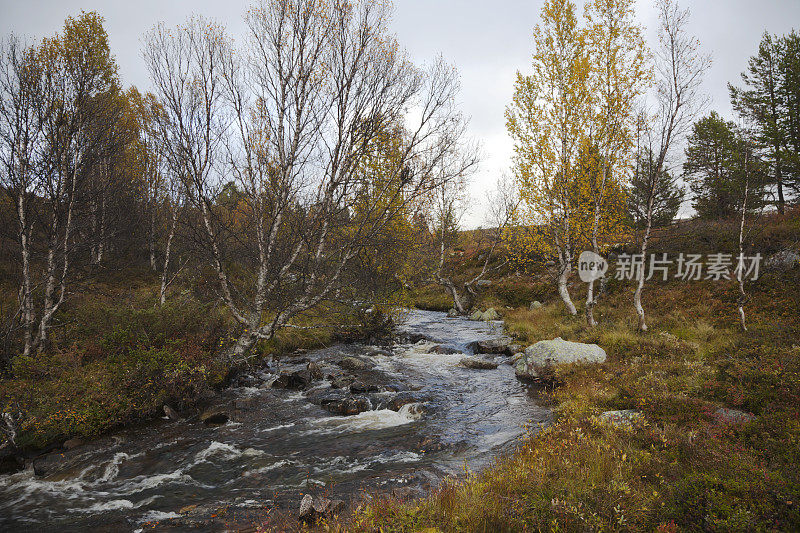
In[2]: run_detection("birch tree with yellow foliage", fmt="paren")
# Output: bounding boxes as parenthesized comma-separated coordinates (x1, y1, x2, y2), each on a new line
(582, 0, 650, 326)
(506, 0, 592, 316)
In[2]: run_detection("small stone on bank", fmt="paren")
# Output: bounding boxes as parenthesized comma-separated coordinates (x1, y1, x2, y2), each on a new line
(599, 409, 643, 427)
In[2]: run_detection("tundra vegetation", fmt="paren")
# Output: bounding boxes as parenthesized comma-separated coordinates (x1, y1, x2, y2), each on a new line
(0, 0, 799, 531)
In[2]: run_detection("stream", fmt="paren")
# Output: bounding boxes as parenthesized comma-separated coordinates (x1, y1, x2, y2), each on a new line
(0, 309, 550, 531)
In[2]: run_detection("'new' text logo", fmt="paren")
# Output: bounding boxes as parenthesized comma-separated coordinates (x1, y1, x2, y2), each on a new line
(578, 251, 608, 282)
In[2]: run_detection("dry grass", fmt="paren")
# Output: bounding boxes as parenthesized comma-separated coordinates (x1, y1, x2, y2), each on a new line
(343, 221, 800, 531)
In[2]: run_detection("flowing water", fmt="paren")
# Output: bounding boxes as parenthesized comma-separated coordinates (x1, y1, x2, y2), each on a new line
(0, 310, 549, 531)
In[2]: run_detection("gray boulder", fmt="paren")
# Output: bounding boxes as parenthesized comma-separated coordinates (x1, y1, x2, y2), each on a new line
(469, 310, 483, 321)
(529, 300, 543, 310)
(714, 407, 755, 424)
(599, 409, 643, 427)
(515, 337, 606, 380)
(460, 357, 499, 369)
(447, 308, 459, 318)
(299, 494, 344, 523)
(481, 308, 500, 321)
(765, 249, 799, 271)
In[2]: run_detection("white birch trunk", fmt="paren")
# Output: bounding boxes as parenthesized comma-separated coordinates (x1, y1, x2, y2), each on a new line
(159, 205, 179, 306)
(737, 153, 750, 331)
(16, 194, 33, 357)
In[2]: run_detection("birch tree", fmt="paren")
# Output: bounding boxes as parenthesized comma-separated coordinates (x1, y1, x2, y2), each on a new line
(0, 13, 122, 357)
(34, 13, 121, 351)
(736, 143, 753, 331)
(633, 0, 710, 331)
(583, 0, 649, 326)
(0, 37, 46, 358)
(145, 0, 476, 362)
(506, 0, 592, 316)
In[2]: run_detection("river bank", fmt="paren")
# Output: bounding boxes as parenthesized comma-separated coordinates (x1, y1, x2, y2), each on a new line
(348, 268, 800, 532)
(0, 266, 374, 466)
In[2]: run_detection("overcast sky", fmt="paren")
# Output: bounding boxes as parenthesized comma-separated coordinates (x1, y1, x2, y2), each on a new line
(2, 0, 798, 226)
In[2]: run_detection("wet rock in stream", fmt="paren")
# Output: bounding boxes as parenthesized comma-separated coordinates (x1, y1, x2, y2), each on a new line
(337, 356, 373, 371)
(460, 356, 499, 369)
(396, 332, 434, 344)
(307, 361, 324, 380)
(467, 338, 517, 356)
(327, 374, 355, 389)
(349, 381, 380, 393)
(163, 405, 181, 421)
(429, 344, 462, 354)
(271, 368, 313, 390)
(318, 392, 373, 416)
(200, 408, 230, 425)
(0, 449, 23, 475)
(383, 391, 428, 411)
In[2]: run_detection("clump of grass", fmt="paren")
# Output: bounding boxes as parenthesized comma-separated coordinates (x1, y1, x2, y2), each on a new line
(1, 297, 232, 449)
(350, 412, 800, 532)
(409, 284, 454, 312)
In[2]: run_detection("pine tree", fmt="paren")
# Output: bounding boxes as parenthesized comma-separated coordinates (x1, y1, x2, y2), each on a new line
(684, 112, 767, 218)
(628, 149, 683, 227)
(730, 31, 799, 213)
(778, 31, 800, 191)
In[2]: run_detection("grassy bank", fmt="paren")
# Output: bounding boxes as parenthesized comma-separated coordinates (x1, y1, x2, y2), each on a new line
(346, 218, 800, 531)
(0, 270, 338, 456)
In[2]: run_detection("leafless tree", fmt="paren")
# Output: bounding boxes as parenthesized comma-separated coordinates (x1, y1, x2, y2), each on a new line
(144, 0, 477, 362)
(0, 36, 46, 358)
(432, 175, 516, 315)
(0, 14, 122, 359)
(633, 0, 710, 331)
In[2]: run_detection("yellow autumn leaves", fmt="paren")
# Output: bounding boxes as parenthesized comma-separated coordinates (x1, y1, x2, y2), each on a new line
(506, 0, 651, 276)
